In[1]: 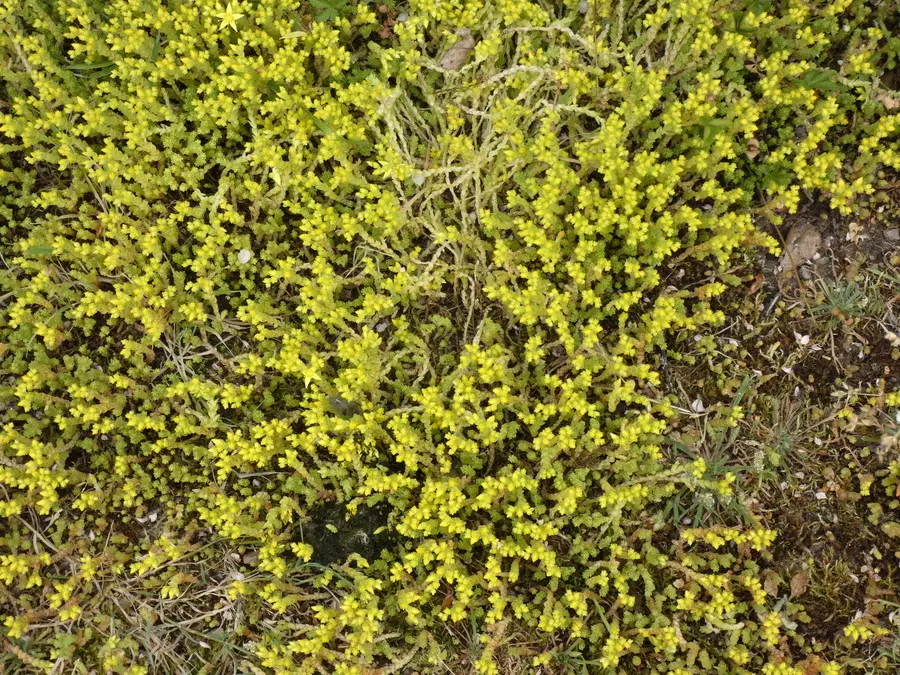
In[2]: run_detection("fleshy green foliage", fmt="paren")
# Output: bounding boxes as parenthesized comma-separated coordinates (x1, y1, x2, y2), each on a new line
(0, 0, 897, 673)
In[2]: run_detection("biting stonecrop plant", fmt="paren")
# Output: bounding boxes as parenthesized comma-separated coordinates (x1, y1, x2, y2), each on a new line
(0, 0, 897, 672)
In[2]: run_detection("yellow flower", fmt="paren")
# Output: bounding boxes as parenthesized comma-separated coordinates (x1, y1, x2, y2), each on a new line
(216, 2, 244, 31)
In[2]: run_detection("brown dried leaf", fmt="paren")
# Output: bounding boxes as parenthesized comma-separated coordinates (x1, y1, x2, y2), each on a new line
(378, 16, 395, 37)
(802, 656, 822, 675)
(791, 570, 810, 598)
(763, 571, 781, 597)
(439, 30, 475, 71)
(746, 137, 760, 159)
(778, 223, 822, 277)
(875, 92, 900, 110)
(748, 273, 765, 295)
(865, 579, 894, 598)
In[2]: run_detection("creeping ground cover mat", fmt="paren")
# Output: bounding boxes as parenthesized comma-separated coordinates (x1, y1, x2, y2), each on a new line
(0, 0, 899, 673)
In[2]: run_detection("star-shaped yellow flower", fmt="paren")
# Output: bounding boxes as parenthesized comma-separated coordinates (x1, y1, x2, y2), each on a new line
(215, 2, 244, 31)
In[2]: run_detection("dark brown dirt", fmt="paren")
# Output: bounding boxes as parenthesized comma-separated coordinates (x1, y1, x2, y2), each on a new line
(662, 192, 900, 652)
(769, 492, 893, 644)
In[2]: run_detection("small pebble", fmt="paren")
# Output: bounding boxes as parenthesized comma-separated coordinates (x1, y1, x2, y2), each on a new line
(885, 228, 900, 242)
(396, 11, 408, 21)
(237, 248, 252, 264)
